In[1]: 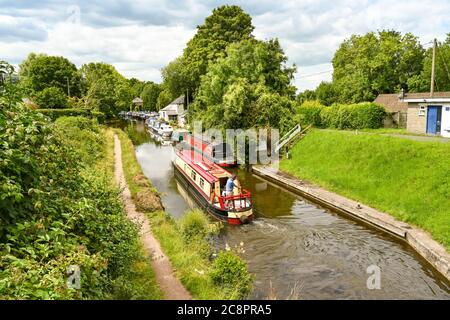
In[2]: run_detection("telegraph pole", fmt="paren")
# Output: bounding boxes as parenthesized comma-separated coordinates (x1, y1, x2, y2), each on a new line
(66, 77, 71, 97)
(430, 38, 437, 97)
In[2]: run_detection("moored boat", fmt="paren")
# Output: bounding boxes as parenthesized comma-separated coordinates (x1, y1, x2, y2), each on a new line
(181, 133, 237, 167)
(174, 149, 253, 225)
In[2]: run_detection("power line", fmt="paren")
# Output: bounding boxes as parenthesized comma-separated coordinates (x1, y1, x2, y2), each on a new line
(298, 69, 333, 79)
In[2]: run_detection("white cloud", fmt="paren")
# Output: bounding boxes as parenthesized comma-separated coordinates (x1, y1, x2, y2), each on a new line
(0, 0, 449, 91)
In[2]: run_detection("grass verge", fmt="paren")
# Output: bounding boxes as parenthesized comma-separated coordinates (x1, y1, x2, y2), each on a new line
(280, 129, 450, 250)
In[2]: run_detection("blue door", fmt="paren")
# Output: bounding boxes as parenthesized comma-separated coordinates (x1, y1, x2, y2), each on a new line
(427, 106, 442, 135)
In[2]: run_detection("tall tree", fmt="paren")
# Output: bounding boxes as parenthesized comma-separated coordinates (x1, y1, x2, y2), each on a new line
(192, 38, 296, 131)
(332, 30, 424, 103)
(408, 34, 450, 92)
(140, 82, 162, 111)
(21, 55, 82, 97)
(163, 5, 254, 98)
(81, 62, 133, 117)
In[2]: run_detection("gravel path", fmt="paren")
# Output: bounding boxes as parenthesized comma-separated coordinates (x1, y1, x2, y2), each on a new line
(114, 134, 192, 300)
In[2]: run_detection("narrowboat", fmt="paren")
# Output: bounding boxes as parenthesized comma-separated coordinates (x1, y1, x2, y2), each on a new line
(181, 133, 237, 167)
(174, 149, 253, 225)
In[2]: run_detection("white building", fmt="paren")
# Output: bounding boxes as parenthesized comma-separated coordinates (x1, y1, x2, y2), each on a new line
(159, 95, 185, 126)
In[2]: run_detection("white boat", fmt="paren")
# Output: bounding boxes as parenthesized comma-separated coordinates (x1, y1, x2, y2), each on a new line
(157, 124, 173, 138)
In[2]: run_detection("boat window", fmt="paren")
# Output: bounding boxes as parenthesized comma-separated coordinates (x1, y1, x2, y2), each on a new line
(200, 178, 205, 189)
(191, 171, 197, 181)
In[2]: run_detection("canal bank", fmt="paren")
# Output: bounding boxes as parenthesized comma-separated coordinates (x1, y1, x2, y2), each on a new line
(125, 120, 450, 299)
(252, 166, 450, 282)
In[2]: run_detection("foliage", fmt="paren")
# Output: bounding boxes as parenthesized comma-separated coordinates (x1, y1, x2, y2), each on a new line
(210, 251, 253, 299)
(0, 105, 157, 299)
(321, 103, 386, 129)
(0, 61, 22, 109)
(315, 81, 338, 106)
(296, 89, 316, 105)
(81, 63, 134, 118)
(19, 54, 81, 97)
(295, 100, 325, 127)
(140, 82, 162, 111)
(177, 5, 255, 96)
(280, 129, 450, 249)
(408, 34, 450, 92)
(192, 38, 296, 133)
(179, 209, 209, 242)
(332, 30, 425, 103)
(156, 90, 172, 110)
(36, 108, 105, 122)
(34, 86, 68, 109)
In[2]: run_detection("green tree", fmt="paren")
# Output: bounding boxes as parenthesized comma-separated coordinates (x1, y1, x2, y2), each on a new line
(408, 34, 450, 92)
(165, 5, 254, 97)
(296, 89, 316, 104)
(0, 61, 22, 108)
(21, 55, 81, 97)
(81, 62, 133, 117)
(34, 86, 68, 108)
(140, 82, 162, 111)
(315, 81, 338, 106)
(332, 30, 424, 103)
(156, 89, 172, 110)
(192, 38, 296, 132)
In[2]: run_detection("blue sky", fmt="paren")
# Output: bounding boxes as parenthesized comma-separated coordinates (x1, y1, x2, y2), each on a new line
(1, 0, 449, 91)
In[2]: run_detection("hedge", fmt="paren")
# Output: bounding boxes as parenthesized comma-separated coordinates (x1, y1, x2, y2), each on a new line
(296, 101, 386, 129)
(36, 108, 106, 123)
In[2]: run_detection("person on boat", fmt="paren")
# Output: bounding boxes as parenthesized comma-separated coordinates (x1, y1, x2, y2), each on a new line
(225, 174, 241, 208)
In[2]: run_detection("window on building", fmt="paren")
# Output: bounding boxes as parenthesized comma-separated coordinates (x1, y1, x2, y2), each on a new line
(200, 178, 205, 189)
(418, 106, 426, 116)
(191, 171, 196, 181)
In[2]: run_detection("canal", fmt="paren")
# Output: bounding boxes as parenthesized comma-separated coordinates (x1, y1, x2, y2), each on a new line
(124, 120, 450, 299)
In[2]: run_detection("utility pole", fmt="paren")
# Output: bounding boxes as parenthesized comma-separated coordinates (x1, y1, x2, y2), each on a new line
(66, 77, 71, 97)
(430, 38, 437, 97)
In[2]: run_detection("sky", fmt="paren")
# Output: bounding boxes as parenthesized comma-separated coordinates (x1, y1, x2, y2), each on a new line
(1, 0, 449, 91)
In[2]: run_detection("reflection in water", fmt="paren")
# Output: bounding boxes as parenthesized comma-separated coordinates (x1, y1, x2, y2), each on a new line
(126, 121, 450, 300)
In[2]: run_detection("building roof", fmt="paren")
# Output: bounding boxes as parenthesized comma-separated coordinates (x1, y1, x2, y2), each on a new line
(170, 95, 185, 105)
(403, 91, 450, 99)
(374, 94, 408, 112)
(160, 95, 185, 113)
(132, 97, 143, 103)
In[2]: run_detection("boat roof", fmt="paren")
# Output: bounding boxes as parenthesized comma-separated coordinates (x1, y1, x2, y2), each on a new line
(178, 150, 231, 184)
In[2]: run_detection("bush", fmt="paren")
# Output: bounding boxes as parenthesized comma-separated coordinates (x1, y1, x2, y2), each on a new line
(179, 209, 209, 242)
(318, 102, 386, 129)
(37, 108, 106, 123)
(34, 86, 68, 109)
(295, 100, 325, 127)
(0, 105, 144, 299)
(210, 251, 253, 299)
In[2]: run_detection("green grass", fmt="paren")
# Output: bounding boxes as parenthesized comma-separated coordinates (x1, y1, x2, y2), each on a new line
(115, 128, 252, 300)
(103, 128, 162, 300)
(280, 129, 450, 250)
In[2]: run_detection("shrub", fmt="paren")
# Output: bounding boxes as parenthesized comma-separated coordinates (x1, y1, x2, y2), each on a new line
(210, 251, 253, 299)
(37, 108, 106, 123)
(34, 86, 68, 109)
(318, 102, 386, 129)
(179, 209, 209, 242)
(295, 100, 325, 127)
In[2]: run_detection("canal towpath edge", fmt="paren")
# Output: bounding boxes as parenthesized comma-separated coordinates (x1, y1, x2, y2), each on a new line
(113, 134, 192, 300)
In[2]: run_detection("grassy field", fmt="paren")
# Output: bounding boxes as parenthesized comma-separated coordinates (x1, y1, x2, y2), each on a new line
(115, 129, 253, 300)
(280, 129, 450, 250)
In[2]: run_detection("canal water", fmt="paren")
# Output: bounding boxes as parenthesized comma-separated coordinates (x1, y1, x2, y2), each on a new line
(125, 121, 450, 299)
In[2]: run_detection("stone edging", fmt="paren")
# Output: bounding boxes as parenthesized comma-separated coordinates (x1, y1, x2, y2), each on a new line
(252, 165, 450, 282)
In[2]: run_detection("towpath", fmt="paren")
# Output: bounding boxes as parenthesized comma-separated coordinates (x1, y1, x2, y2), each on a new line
(114, 134, 192, 300)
